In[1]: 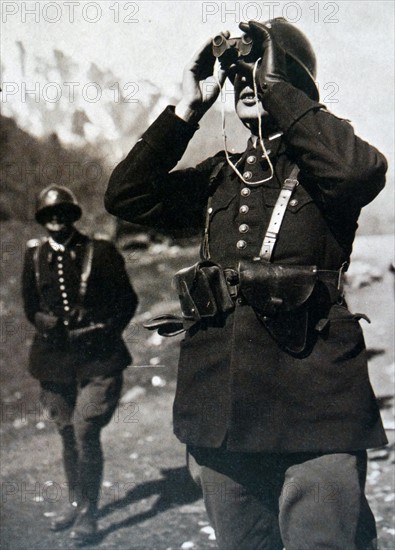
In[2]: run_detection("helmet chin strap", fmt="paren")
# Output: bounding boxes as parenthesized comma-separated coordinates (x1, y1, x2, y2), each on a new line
(215, 58, 274, 185)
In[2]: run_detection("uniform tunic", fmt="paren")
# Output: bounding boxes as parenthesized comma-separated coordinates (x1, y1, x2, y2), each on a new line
(22, 230, 138, 383)
(105, 81, 388, 453)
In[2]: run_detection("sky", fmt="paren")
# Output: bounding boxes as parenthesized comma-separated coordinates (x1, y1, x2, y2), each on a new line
(2, 1, 394, 143)
(1, 0, 394, 203)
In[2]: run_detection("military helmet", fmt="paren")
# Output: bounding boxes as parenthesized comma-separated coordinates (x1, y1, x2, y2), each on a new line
(236, 18, 318, 100)
(35, 185, 82, 224)
(265, 18, 318, 100)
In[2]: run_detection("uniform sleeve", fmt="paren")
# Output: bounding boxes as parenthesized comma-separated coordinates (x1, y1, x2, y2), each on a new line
(91, 241, 138, 334)
(262, 82, 387, 209)
(21, 247, 40, 325)
(105, 106, 221, 236)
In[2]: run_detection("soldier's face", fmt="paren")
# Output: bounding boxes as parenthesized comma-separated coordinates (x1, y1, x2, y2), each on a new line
(233, 72, 276, 136)
(44, 211, 74, 241)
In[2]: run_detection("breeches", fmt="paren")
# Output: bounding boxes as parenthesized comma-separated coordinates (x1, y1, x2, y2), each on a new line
(40, 374, 122, 463)
(188, 446, 377, 550)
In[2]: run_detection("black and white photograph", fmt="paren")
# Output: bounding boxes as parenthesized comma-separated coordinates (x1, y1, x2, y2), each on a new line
(1, 1, 394, 549)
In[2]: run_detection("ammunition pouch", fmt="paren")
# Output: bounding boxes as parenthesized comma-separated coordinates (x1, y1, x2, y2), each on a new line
(173, 261, 235, 323)
(143, 261, 235, 336)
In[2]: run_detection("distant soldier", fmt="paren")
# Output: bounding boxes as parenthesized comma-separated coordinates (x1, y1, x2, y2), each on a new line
(22, 185, 138, 544)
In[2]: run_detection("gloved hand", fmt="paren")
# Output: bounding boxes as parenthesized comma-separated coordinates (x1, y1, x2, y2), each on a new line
(34, 311, 68, 348)
(175, 33, 229, 123)
(239, 21, 288, 93)
(34, 311, 60, 333)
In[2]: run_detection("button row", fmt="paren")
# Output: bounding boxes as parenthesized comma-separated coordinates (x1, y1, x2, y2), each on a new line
(57, 254, 70, 313)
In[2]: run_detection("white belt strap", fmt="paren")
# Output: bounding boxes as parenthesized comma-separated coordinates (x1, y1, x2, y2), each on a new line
(255, 166, 300, 261)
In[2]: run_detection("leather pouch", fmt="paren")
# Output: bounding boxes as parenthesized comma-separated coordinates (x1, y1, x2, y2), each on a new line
(238, 259, 318, 354)
(238, 259, 318, 315)
(173, 261, 234, 322)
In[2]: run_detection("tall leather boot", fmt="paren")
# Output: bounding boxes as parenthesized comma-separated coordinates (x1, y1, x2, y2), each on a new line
(70, 455, 103, 545)
(50, 425, 81, 531)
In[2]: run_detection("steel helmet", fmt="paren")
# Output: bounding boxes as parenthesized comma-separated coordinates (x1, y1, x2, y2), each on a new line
(237, 18, 319, 100)
(265, 18, 318, 100)
(35, 185, 82, 224)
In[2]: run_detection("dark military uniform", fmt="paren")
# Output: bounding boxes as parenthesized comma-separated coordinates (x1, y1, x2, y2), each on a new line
(22, 228, 138, 536)
(23, 230, 136, 383)
(105, 81, 388, 549)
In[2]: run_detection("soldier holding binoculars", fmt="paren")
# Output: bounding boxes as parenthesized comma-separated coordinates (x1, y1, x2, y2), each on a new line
(106, 18, 387, 550)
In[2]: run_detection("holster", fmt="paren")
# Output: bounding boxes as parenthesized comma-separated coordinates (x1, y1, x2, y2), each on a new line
(238, 259, 319, 354)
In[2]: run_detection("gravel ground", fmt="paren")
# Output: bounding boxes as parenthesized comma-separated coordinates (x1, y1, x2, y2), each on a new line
(1, 229, 394, 549)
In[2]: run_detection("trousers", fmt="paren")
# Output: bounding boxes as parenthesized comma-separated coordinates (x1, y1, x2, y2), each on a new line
(40, 374, 122, 506)
(188, 446, 378, 550)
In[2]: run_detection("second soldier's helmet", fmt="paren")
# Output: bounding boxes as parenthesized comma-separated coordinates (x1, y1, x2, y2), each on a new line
(35, 185, 82, 224)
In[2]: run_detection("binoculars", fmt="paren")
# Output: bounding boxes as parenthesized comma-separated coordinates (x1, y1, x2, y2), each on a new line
(212, 33, 253, 59)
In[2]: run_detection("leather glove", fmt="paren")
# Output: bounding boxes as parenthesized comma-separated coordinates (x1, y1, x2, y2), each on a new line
(34, 311, 68, 347)
(34, 312, 59, 333)
(239, 21, 288, 93)
(176, 33, 229, 123)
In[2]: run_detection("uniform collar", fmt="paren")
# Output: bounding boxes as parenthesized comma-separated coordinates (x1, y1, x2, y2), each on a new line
(246, 132, 284, 158)
(48, 231, 75, 252)
(46, 230, 87, 262)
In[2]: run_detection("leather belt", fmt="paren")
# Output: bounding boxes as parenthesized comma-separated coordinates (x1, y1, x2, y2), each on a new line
(224, 266, 344, 302)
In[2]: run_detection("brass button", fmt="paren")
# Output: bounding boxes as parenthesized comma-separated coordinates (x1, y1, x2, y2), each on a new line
(63, 320, 69, 326)
(58, 270, 64, 275)
(236, 240, 247, 249)
(289, 199, 298, 207)
(59, 278, 64, 283)
(247, 155, 256, 164)
(57, 256, 62, 261)
(61, 292, 67, 298)
(239, 205, 249, 214)
(208, 207, 213, 214)
(64, 306, 70, 312)
(243, 171, 252, 180)
(239, 224, 249, 233)
(63, 299, 69, 305)
(60, 285, 65, 291)
(241, 187, 251, 197)
(57, 263, 63, 269)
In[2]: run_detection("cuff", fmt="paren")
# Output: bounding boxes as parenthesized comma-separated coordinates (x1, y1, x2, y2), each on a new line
(142, 106, 199, 166)
(262, 82, 324, 133)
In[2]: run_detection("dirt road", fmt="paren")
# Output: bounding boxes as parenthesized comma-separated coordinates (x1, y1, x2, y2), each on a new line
(1, 231, 394, 549)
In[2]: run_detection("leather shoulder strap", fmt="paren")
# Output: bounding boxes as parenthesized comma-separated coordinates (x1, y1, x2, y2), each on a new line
(79, 239, 94, 302)
(32, 238, 47, 290)
(256, 166, 300, 261)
